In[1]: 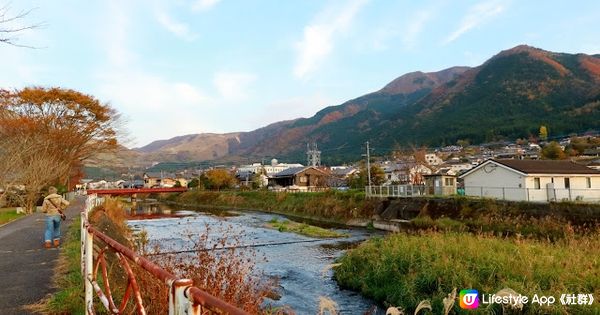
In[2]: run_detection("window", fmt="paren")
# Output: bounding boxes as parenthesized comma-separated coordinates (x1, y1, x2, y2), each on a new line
(445, 178, 454, 186)
(564, 178, 570, 189)
(534, 177, 540, 189)
(299, 176, 307, 183)
(587, 177, 592, 189)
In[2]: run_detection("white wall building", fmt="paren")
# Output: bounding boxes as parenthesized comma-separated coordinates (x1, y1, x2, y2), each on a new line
(237, 159, 303, 176)
(459, 159, 600, 202)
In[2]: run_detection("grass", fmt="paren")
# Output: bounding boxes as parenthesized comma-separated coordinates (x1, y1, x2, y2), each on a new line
(175, 190, 377, 221)
(266, 218, 347, 238)
(44, 215, 85, 314)
(0, 207, 24, 225)
(334, 231, 600, 314)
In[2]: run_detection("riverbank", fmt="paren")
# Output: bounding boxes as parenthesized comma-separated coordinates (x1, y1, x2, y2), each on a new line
(171, 191, 600, 240)
(333, 230, 600, 314)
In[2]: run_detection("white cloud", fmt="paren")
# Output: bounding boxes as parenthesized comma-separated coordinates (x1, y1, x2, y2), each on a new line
(155, 11, 197, 41)
(192, 0, 222, 11)
(402, 10, 434, 49)
(293, 0, 369, 79)
(443, 0, 508, 44)
(213, 71, 257, 101)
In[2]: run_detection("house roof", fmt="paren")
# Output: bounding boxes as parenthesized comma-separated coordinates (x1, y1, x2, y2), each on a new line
(493, 159, 600, 174)
(271, 166, 326, 178)
(461, 159, 600, 177)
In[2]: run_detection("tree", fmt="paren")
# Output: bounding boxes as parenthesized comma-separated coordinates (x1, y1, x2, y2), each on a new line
(0, 87, 122, 212)
(188, 178, 200, 189)
(539, 125, 548, 142)
(203, 169, 236, 190)
(541, 141, 566, 160)
(0, 5, 42, 47)
(347, 163, 385, 188)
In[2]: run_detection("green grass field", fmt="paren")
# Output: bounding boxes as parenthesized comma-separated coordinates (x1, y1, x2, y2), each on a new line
(0, 207, 24, 225)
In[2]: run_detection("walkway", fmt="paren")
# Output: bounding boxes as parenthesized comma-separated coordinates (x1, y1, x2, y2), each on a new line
(0, 197, 83, 314)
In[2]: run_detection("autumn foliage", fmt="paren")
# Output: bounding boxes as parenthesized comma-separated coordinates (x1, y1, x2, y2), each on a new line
(0, 87, 121, 210)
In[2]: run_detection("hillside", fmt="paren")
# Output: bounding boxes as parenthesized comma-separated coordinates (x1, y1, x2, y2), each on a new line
(132, 45, 600, 164)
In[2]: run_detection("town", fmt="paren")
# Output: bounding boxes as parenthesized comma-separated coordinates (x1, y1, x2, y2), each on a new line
(79, 134, 600, 203)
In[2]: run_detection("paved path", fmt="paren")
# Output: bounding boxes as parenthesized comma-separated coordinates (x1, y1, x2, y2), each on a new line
(0, 197, 83, 315)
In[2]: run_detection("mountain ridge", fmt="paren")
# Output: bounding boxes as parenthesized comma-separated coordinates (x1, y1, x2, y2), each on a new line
(128, 45, 600, 164)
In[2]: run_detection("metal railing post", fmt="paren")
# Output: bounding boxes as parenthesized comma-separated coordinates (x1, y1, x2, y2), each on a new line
(85, 224, 94, 313)
(169, 279, 197, 315)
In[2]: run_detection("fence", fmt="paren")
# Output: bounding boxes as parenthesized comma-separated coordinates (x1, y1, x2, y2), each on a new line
(463, 186, 600, 203)
(365, 185, 426, 198)
(365, 185, 600, 203)
(81, 194, 249, 315)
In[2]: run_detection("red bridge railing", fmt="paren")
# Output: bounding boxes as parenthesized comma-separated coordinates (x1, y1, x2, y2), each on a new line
(81, 195, 249, 315)
(86, 187, 188, 195)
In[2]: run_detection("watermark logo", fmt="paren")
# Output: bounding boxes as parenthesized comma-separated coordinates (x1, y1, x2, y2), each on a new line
(460, 289, 479, 309)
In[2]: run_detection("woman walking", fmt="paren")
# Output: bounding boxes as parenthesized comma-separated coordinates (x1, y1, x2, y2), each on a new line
(41, 187, 69, 248)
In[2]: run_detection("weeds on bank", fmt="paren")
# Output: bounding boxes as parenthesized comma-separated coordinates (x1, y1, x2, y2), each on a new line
(138, 223, 277, 314)
(266, 218, 347, 238)
(176, 190, 377, 220)
(44, 216, 85, 314)
(334, 230, 600, 314)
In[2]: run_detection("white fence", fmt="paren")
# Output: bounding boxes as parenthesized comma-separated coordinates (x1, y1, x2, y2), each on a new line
(365, 185, 426, 198)
(464, 186, 600, 203)
(365, 185, 600, 203)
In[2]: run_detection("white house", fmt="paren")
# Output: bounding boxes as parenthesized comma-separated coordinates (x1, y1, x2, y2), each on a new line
(459, 159, 600, 202)
(237, 159, 303, 177)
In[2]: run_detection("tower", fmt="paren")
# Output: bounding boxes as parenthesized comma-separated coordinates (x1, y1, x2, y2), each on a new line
(306, 142, 321, 167)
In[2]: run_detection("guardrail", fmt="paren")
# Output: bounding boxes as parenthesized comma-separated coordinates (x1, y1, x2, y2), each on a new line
(365, 185, 427, 198)
(81, 194, 249, 315)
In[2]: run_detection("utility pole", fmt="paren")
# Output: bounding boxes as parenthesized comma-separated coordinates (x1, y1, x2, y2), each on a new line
(366, 141, 372, 191)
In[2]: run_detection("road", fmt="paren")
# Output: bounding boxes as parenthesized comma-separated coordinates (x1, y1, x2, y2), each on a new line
(0, 197, 82, 314)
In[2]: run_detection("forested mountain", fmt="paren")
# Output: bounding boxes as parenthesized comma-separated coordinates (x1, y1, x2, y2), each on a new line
(134, 45, 600, 164)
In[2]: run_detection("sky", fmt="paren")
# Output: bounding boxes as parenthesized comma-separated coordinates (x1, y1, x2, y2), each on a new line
(1, 0, 599, 148)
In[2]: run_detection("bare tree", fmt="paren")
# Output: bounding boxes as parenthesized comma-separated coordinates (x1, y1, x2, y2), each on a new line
(0, 4, 42, 48)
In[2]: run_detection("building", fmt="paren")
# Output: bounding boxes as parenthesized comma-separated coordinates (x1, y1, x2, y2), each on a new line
(329, 166, 358, 187)
(424, 173, 457, 196)
(425, 153, 444, 166)
(459, 159, 600, 202)
(237, 159, 303, 177)
(269, 166, 328, 191)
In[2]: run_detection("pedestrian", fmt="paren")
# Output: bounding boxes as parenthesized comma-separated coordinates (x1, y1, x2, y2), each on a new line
(41, 186, 69, 248)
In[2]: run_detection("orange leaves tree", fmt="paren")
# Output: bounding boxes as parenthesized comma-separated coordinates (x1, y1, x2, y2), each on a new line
(0, 87, 122, 211)
(201, 169, 237, 190)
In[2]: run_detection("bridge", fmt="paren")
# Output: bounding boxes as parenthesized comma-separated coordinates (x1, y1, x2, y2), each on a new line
(86, 187, 188, 195)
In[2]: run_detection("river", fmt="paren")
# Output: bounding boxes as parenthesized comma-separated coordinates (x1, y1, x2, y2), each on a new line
(126, 202, 384, 314)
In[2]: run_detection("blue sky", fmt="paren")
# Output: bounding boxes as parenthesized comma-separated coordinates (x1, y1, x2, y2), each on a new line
(1, 0, 599, 147)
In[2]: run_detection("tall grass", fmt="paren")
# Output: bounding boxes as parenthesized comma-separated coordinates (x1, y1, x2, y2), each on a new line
(176, 190, 377, 220)
(334, 231, 600, 314)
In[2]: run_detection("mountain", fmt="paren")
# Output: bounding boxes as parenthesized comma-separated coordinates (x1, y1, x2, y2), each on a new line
(134, 45, 600, 164)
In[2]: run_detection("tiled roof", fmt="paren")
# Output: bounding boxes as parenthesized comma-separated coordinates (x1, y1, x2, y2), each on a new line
(492, 159, 600, 174)
(271, 166, 308, 177)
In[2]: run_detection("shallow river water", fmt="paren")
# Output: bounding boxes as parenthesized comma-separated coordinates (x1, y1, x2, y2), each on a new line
(126, 202, 384, 314)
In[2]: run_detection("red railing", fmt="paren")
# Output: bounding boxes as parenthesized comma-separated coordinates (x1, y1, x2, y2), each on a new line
(81, 195, 249, 315)
(87, 187, 188, 195)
